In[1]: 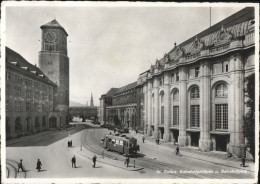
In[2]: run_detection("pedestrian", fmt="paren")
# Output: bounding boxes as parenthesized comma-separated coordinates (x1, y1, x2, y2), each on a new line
(240, 156, 246, 167)
(102, 148, 104, 159)
(142, 135, 145, 143)
(135, 129, 138, 134)
(36, 159, 42, 172)
(176, 146, 179, 155)
(67, 140, 70, 148)
(71, 155, 76, 168)
(70, 140, 73, 147)
(93, 155, 97, 168)
(17, 159, 24, 173)
(125, 155, 130, 167)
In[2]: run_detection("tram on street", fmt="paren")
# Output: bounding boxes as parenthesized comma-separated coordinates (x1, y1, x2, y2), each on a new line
(101, 134, 140, 156)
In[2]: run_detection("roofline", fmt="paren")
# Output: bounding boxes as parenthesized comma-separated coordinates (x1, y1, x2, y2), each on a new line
(40, 25, 69, 36)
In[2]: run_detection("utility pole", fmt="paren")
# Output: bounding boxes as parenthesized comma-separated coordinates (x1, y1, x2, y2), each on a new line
(210, 7, 212, 27)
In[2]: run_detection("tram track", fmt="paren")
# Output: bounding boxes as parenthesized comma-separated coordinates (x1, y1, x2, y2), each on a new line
(81, 128, 238, 179)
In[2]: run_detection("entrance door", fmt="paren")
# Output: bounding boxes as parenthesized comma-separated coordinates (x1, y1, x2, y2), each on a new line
(173, 130, 179, 142)
(216, 135, 228, 151)
(159, 128, 164, 139)
(190, 132, 200, 147)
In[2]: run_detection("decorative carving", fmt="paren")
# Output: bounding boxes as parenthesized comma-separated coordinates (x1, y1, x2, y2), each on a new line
(150, 65, 154, 73)
(189, 36, 204, 55)
(171, 46, 184, 61)
(164, 53, 170, 63)
(213, 26, 233, 46)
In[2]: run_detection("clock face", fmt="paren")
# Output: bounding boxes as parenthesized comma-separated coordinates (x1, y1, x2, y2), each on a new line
(44, 31, 58, 43)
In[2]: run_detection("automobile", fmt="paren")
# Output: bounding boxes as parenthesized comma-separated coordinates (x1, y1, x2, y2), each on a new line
(118, 128, 129, 134)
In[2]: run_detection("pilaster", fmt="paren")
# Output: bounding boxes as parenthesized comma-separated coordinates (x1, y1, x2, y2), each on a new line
(199, 61, 211, 152)
(153, 77, 159, 139)
(147, 81, 152, 136)
(163, 73, 170, 142)
(178, 66, 188, 146)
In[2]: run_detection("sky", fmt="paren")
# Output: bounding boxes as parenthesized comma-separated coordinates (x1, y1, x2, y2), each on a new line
(4, 3, 246, 106)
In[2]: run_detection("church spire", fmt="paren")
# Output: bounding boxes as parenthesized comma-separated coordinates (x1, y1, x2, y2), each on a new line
(90, 92, 94, 107)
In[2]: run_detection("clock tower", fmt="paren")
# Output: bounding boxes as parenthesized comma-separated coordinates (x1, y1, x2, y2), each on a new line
(38, 19, 70, 127)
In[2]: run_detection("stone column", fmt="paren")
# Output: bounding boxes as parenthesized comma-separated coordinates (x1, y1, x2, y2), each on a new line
(153, 77, 159, 139)
(178, 66, 188, 146)
(199, 61, 211, 152)
(163, 73, 170, 142)
(143, 84, 148, 134)
(229, 54, 245, 157)
(147, 81, 152, 136)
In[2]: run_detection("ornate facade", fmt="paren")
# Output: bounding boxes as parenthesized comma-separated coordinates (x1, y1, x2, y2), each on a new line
(137, 7, 255, 157)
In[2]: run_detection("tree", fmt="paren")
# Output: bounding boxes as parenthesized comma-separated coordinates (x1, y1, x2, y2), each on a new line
(243, 73, 255, 161)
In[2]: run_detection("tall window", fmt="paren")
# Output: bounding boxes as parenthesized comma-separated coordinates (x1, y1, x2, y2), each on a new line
(195, 67, 200, 77)
(160, 92, 164, 124)
(173, 90, 179, 101)
(216, 104, 228, 130)
(216, 84, 228, 97)
(191, 87, 200, 98)
(161, 106, 164, 124)
(26, 90, 32, 99)
(171, 73, 175, 83)
(14, 86, 22, 98)
(191, 105, 200, 128)
(173, 106, 179, 126)
(159, 77, 164, 86)
(176, 72, 179, 81)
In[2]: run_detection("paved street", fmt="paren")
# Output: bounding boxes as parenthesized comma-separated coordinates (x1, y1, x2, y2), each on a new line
(5, 121, 255, 179)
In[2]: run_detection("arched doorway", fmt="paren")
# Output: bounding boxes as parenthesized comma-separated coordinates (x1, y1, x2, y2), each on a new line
(15, 117, 22, 136)
(49, 116, 57, 128)
(6, 117, 11, 139)
(35, 116, 40, 132)
(42, 116, 46, 130)
(26, 117, 33, 133)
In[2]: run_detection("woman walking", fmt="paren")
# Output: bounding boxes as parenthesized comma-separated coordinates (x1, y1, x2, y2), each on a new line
(36, 159, 42, 172)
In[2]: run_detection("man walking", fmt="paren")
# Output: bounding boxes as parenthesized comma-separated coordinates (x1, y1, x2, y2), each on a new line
(17, 159, 24, 173)
(71, 155, 76, 168)
(176, 146, 180, 155)
(240, 156, 246, 167)
(125, 155, 130, 168)
(142, 135, 145, 143)
(93, 155, 97, 168)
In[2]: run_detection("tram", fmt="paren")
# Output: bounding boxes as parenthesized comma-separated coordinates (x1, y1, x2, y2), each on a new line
(101, 134, 140, 156)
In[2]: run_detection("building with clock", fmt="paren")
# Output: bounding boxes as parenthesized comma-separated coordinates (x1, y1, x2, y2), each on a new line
(5, 19, 70, 139)
(137, 7, 255, 157)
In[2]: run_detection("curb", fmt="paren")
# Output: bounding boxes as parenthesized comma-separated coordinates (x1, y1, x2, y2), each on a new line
(75, 150, 143, 172)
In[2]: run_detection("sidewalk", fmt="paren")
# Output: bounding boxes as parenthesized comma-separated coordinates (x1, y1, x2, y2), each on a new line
(70, 136, 143, 172)
(129, 131, 255, 173)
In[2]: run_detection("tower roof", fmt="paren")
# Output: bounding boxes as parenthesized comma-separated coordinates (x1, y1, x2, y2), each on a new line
(40, 19, 68, 36)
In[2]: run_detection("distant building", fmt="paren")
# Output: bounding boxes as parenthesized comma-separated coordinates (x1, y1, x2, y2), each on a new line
(6, 19, 70, 139)
(69, 106, 98, 121)
(137, 7, 255, 157)
(99, 82, 144, 131)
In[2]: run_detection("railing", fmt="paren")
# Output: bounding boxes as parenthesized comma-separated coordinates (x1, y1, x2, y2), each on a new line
(209, 44, 229, 54)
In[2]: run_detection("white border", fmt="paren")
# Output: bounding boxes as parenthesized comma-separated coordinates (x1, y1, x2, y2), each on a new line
(1, 2, 259, 184)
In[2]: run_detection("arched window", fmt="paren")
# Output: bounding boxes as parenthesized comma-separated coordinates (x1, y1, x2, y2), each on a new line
(216, 84, 228, 97)
(173, 90, 179, 101)
(160, 92, 164, 103)
(191, 86, 200, 99)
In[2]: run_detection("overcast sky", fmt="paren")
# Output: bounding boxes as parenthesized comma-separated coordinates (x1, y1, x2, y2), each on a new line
(4, 3, 246, 106)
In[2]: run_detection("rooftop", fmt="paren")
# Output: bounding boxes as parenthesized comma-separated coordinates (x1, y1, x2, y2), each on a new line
(40, 19, 68, 36)
(6, 46, 56, 86)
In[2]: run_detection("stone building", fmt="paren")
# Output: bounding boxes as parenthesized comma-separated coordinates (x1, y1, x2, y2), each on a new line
(39, 19, 70, 128)
(6, 47, 57, 139)
(6, 19, 70, 139)
(137, 7, 255, 157)
(100, 82, 143, 131)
